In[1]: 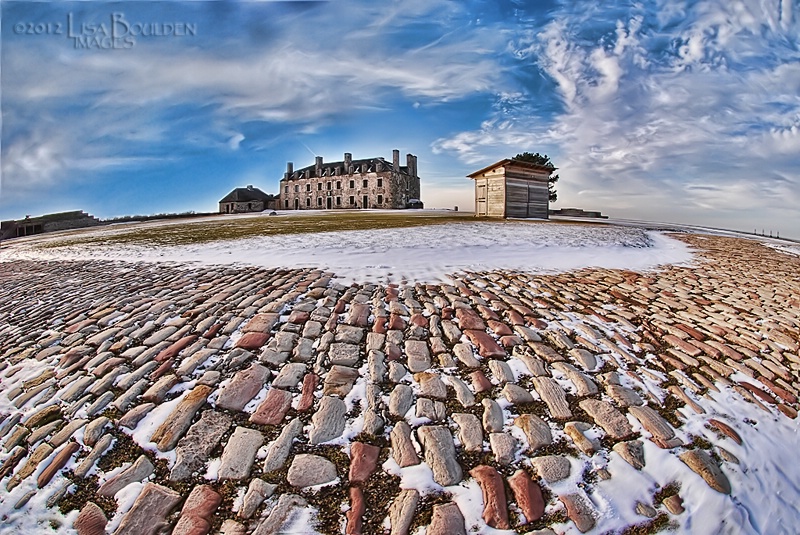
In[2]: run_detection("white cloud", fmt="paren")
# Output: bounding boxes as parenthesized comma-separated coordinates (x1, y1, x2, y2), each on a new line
(1, 132, 67, 190)
(433, 1, 800, 235)
(228, 133, 245, 150)
(2, 0, 504, 197)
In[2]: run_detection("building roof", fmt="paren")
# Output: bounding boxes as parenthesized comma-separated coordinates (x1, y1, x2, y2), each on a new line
(286, 156, 410, 181)
(219, 186, 274, 203)
(466, 158, 556, 179)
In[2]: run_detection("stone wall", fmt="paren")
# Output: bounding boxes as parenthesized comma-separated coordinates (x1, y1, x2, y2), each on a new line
(279, 151, 420, 210)
(1, 211, 102, 239)
(281, 171, 419, 210)
(220, 201, 265, 214)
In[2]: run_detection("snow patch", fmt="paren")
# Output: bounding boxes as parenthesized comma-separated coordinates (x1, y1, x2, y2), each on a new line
(0, 222, 694, 284)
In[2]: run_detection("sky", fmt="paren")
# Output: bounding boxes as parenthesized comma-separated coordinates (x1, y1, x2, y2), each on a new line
(2, 0, 799, 237)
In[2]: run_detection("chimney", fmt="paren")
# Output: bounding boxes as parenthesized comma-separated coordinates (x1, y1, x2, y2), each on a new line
(315, 156, 323, 177)
(344, 152, 352, 173)
(392, 149, 400, 172)
(247, 184, 253, 190)
(286, 162, 293, 179)
(406, 154, 416, 177)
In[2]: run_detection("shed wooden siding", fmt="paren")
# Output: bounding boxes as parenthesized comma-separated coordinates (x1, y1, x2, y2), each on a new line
(505, 176, 549, 218)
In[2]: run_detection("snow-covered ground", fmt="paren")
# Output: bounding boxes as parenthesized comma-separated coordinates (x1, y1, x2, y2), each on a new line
(0, 221, 694, 284)
(2, 217, 798, 535)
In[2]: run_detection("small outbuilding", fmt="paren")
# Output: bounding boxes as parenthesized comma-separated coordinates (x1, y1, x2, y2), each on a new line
(1, 211, 102, 240)
(219, 185, 276, 214)
(467, 159, 553, 218)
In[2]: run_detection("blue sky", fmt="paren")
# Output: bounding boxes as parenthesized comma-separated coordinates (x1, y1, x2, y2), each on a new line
(2, 0, 799, 237)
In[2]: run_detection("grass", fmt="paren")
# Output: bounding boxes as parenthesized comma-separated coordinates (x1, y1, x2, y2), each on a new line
(39, 211, 474, 249)
(652, 481, 681, 504)
(618, 513, 675, 535)
(34, 210, 602, 250)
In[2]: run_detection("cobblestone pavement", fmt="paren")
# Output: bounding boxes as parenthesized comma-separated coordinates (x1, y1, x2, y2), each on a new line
(0, 233, 798, 534)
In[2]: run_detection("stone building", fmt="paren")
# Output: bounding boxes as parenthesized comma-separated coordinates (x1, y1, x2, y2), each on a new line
(0, 211, 102, 240)
(467, 159, 552, 219)
(219, 186, 277, 214)
(279, 150, 421, 210)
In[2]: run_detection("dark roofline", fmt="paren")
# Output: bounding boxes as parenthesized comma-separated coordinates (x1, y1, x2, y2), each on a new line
(466, 158, 556, 179)
(1, 210, 99, 225)
(285, 156, 411, 180)
(219, 187, 275, 203)
(295, 156, 380, 173)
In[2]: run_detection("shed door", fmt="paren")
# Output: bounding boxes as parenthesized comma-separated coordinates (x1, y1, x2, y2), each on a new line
(527, 182, 544, 218)
(477, 184, 487, 216)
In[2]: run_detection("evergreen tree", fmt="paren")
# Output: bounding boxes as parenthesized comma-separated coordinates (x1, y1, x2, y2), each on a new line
(512, 152, 559, 202)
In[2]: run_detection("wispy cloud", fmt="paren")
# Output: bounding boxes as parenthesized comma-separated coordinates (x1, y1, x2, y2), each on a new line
(3, 0, 799, 235)
(2, 0, 504, 198)
(433, 0, 800, 231)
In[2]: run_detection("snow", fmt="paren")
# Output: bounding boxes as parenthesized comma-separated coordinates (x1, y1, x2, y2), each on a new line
(280, 505, 324, 535)
(449, 479, 516, 535)
(0, 221, 694, 285)
(0, 471, 79, 535)
(204, 458, 222, 480)
(106, 482, 144, 533)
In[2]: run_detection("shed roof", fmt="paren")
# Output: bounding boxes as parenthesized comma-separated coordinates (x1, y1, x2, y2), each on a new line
(219, 186, 274, 203)
(466, 158, 555, 179)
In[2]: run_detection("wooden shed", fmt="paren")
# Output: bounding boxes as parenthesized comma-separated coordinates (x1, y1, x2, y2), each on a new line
(467, 159, 553, 218)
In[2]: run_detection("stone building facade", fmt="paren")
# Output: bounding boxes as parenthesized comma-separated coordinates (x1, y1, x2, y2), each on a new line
(279, 150, 421, 210)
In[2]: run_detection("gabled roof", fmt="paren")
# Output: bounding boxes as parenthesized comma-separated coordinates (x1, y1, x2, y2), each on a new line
(219, 187, 274, 203)
(466, 158, 555, 179)
(286, 156, 410, 180)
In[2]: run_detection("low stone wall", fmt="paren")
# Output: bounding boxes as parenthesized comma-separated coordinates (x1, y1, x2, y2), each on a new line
(1, 211, 102, 239)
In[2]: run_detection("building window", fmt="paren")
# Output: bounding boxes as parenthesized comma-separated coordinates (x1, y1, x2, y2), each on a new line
(317, 197, 322, 206)
(349, 180, 355, 188)
(377, 195, 383, 205)
(327, 182, 332, 190)
(336, 197, 342, 206)
(349, 196, 355, 205)
(284, 199, 288, 208)
(294, 185, 299, 192)
(306, 198, 311, 207)
(284, 185, 289, 193)
(336, 181, 341, 189)
(362, 179, 368, 187)
(363, 195, 368, 208)
(306, 184, 311, 192)
(377, 178, 383, 187)
(317, 183, 322, 191)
